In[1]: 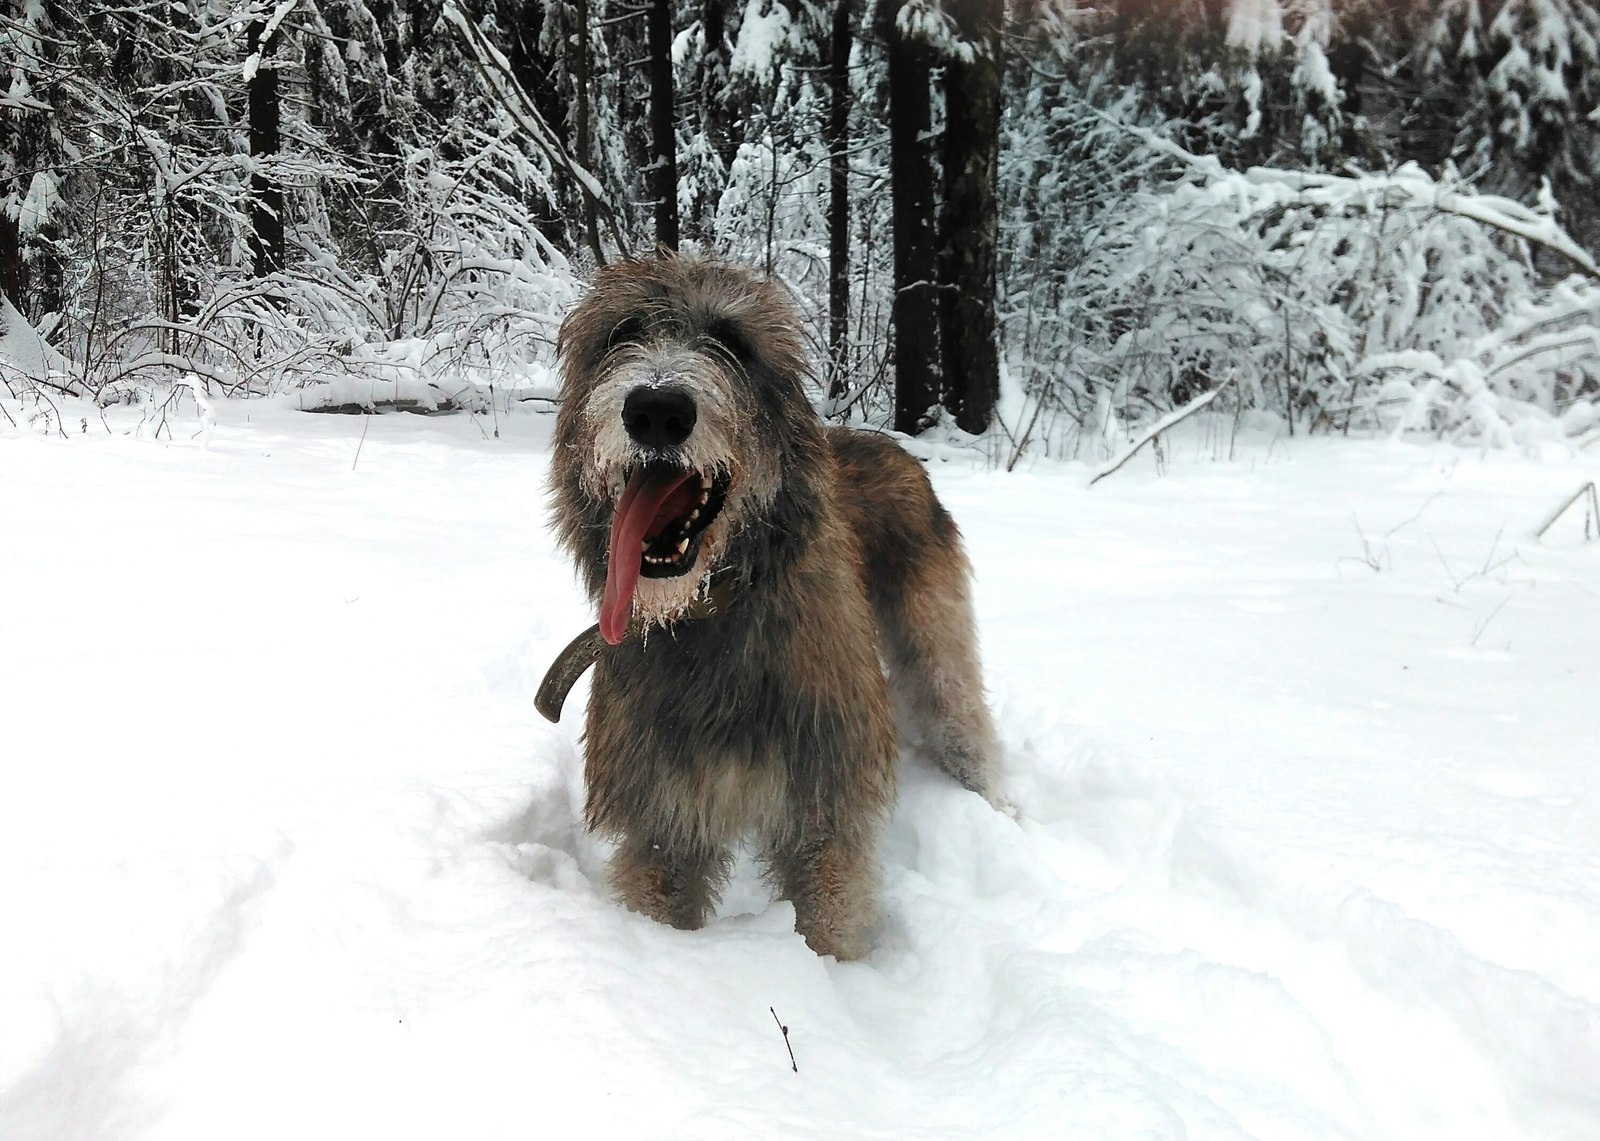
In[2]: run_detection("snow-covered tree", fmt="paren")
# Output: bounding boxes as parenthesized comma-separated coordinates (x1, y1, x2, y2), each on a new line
(5, 0, 1597, 448)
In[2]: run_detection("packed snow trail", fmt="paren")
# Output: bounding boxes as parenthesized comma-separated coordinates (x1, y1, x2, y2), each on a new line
(1, 403, 1597, 1139)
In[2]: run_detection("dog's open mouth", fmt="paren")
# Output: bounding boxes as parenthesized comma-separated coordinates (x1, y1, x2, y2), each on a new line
(632, 465, 729, 578)
(600, 462, 731, 644)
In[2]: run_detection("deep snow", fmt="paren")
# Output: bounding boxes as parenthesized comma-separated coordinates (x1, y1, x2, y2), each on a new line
(1, 400, 1597, 1140)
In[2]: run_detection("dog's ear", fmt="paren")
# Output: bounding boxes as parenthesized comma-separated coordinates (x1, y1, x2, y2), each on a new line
(555, 306, 599, 382)
(558, 280, 639, 379)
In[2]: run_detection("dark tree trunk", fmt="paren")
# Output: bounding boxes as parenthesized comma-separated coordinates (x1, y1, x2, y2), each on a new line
(826, 0, 852, 400)
(370, 0, 403, 73)
(686, 0, 735, 242)
(408, 0, 435, 53)
(886, 5, 939, 435)
(504, 0, 571, 251)
(247, 17, 286, 279)
(504, 1, 556, 115)
(939, 3, 1000, 434)
(647, 0, 679, 249)
(575, 0, 605, 264)
(0, 212, 21, 307)
(0, 3, 62, 320)
(702, 0, 736, 171)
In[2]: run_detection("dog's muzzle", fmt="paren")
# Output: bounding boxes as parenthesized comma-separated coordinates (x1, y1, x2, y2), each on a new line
(597, 384, 733, 645)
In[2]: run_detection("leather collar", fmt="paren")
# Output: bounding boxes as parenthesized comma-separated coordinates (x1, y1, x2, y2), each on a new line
(535, 570, 742, 722)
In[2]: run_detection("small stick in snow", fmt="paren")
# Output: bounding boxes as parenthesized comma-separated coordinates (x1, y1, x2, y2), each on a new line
(1088, 376, 1235, 488)
(353, 412, 372, 472)
(1534, 481, 1599, 542)
(770, 1007, 797, 1073)
(1471, 591, 1517, 648)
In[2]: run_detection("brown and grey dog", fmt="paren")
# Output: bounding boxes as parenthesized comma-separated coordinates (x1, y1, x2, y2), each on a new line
(548, 253, 998, 959)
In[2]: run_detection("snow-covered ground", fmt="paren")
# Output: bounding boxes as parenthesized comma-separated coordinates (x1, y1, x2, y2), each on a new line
(2, 400, 1597, 1140)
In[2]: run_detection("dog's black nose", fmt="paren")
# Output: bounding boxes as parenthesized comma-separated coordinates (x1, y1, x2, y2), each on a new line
(622, 386, 697, 449)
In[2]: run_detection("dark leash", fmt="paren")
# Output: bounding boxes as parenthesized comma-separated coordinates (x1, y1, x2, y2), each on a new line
(535, 572, 742, 723)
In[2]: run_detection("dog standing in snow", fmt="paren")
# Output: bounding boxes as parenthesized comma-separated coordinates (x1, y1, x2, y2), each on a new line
(547, 253, 997, 959)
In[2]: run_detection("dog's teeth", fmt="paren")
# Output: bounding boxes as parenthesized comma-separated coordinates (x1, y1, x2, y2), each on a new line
(688, 509, 700, 522)
(699, 473, 712, 490)
(675, 538, 688, 555)
(697, 492, 708, 506)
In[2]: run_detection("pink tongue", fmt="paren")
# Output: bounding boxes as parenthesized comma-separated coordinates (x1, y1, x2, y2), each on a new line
(600, 468, 696, 645)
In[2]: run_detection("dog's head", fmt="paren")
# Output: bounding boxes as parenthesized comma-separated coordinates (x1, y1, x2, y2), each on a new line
(550, 253, 819, 644)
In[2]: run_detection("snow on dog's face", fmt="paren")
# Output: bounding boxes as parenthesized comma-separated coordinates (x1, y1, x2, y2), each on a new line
(550, 255, 810, 644)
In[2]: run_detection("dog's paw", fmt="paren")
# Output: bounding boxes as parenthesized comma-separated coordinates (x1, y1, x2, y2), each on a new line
(984, 789, 1022, 820)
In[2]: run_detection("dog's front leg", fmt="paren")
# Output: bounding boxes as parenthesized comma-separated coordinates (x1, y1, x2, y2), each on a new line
(766, 828, 880, 961)
(609, 832, 729, 932)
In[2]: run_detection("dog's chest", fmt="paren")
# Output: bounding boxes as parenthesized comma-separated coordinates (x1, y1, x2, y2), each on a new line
(608, 629, 788, 746)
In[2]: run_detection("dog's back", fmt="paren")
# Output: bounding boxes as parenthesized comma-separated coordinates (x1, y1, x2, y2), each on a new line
(827, 429, 998, 796)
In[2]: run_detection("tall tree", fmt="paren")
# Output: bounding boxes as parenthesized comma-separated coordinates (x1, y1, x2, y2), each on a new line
(647, 0, 680, 248)
(827, 0, 853, 398)
(0, 211, 20, 306)
(246, 12, 286, 280)
(1438, 0, 1600, 249)
(885, 0, 939, 434)
(940, 0, 1001, 433)
(0, 0, 69, 321)
(574, 0, 605, 261)
(701, 0, 737, 170)
(499, 0, 576, 249)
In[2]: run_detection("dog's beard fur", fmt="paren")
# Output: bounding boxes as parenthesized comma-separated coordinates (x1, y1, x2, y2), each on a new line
(574, 342, 781, 634)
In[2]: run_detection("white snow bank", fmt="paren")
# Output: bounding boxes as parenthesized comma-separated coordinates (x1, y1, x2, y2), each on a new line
(1, 405, 1597, 1139)
(0, 294, 68, 386)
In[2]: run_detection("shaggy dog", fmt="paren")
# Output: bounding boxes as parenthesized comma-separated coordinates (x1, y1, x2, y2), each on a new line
(547, 253, 997, 959)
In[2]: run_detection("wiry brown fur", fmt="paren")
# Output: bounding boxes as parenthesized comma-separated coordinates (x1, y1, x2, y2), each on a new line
(549, 253, 997, 959)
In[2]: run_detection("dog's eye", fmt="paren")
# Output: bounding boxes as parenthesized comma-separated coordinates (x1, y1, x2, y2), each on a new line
(607, 317, 645, 351)
(705, 319, 753, 364)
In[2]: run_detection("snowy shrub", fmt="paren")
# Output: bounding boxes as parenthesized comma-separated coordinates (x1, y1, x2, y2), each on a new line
(0, 1, 579, 414)
(52, 131, 577, 409)
(1004, 122, 1600, 455)
(995, 74, 1169, 460)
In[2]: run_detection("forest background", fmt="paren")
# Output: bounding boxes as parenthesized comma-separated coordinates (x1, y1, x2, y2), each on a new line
(3, 0, 1599, 457)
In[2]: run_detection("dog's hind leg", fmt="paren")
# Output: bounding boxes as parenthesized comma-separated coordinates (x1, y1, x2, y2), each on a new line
(881, 544, 1000, 800)
(829, 429, 1000, 801)
(609, 833, 731, 932)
